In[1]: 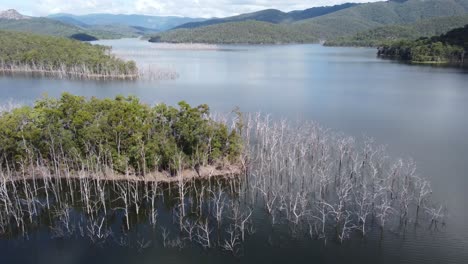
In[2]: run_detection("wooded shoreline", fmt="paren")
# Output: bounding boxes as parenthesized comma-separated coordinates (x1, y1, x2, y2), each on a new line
(2, 163, 243, 184)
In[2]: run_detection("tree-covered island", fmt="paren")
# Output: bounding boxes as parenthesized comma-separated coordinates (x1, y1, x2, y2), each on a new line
(0, 31, 138, 79)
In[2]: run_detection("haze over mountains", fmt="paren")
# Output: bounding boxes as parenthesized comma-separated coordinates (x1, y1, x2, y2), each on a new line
(47, 13, 205, 31)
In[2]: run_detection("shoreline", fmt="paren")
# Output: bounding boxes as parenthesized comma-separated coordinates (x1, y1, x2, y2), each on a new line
(0, 67, 139, 80)
(1, 164, 244, 184)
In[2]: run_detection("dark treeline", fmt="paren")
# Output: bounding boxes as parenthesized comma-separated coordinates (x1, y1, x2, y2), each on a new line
(0, 94, 242, 176)
(0, 30, 138, 79)
(377, 25, 468, 64)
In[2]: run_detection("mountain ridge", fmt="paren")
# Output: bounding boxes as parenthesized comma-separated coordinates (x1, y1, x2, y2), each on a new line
(48, 13, 205, 31)
(151, 0, 468, 44)
(172, 3, 358, 30)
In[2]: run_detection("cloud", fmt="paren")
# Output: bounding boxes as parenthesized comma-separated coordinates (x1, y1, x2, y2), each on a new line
(0, 0, 380, 18)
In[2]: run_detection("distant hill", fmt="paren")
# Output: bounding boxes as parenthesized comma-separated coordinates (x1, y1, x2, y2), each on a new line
(377, 24, 468, 65)
(325, 15, 468, 47)
(149, 20, 317, 44)
(151, 0, 468, 44)
(0, 9, 151, 39)
(295, 0, 468, 39)
(0, 17, 130, 39)
(48, 15, 90, 27)
(48, 13, 205, 31)
(173, 3, 358, 29)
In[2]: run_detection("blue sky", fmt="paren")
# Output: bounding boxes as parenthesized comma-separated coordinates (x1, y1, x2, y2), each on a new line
(0, 0, 380, 18)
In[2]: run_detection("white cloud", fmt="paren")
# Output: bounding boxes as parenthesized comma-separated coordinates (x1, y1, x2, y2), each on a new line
(1, 0, 381, 18)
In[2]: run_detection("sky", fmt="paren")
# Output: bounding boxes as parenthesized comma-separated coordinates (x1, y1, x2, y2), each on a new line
(0, 0, 381, 18)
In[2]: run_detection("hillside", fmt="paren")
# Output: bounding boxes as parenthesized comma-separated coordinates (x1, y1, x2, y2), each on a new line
(377, 25, 468, 64)
(0, 15, 131, 39)
(149, 20, 317, 44)
(0, 30, 137, 79)
(48, 13, 205, 31)
(149, 0, 468, 44)
(296, 0, 468, 39)
(173, 3, 358, 29)
(325, 15, 468, 47)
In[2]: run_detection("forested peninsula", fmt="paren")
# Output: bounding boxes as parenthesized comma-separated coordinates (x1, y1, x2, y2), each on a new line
(377, 25, 468, 65)
(0, 94, 243, 182)
(0, 31, 138, 79)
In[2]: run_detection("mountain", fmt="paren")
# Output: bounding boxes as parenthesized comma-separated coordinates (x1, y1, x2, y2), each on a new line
(0, 9, 151, 39)
(0, 16, 127, 39)
(0, 9, 30, 20)
(295, 0, 468, 39)
(149, 20, 317, 44)
(325, 15, 468, 47)
(49, 15, 89, 27)
(173, 3, 358, 29)
(48, 13, 205, 31)
(150, 0, 468, 44)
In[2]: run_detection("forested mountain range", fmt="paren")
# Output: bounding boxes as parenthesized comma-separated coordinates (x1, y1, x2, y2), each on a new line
(151, 0, 468, 44)
(172, 3, 358, 29)
(48, 13, 205, 31)
(0, 9, 151, 39)
(2, 0, 468, 44)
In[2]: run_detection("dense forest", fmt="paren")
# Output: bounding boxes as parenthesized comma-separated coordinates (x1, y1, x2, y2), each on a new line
(0, 30, 138, 79)
(172, 3, 358, 30)
(149, 0, 468, 45)
(0, 17, 134, 39)
(325, 15, 468, 47)
(377, 25, 468, 64)
(150, 20, 317, 44)
(296, 0, 468, 40)
(0, 94, 242, 176)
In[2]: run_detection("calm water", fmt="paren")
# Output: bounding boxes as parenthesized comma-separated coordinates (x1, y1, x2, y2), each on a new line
(1, 39, 468, 263)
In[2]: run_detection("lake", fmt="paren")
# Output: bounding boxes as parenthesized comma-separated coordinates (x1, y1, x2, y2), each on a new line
(0, 38, 467, 263)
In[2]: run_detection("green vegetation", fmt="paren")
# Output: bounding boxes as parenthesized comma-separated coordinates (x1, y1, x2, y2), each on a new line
(0, 94, 242, 176)
(48, 13, 205, 31)
(148, 0, 468, 44)
(325, 15, 468, 47)
(0, 30, 137, 79)
(296, 0, 468, 40)
(149, 20, 317, 44)
(377, 25, 468, 64)
(173, 3, 357, 29)
(0, 17, 132, 39)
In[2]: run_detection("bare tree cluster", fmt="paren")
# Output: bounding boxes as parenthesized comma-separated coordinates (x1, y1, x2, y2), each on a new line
(0, 60, 139, 80)
(241, 114, 445, 242)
